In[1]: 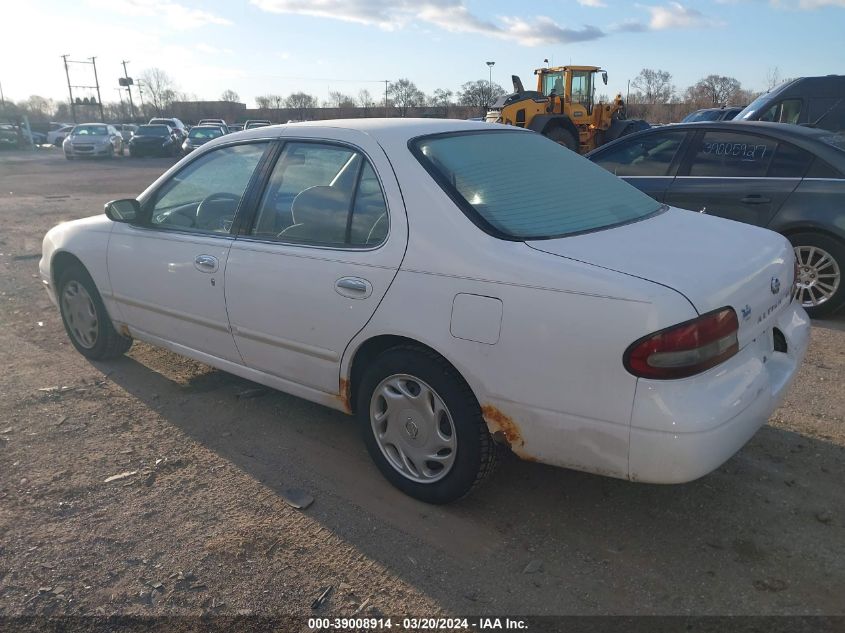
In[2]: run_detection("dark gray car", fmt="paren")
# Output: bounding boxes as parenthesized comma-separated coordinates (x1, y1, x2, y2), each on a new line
(586, 121, 845, 316)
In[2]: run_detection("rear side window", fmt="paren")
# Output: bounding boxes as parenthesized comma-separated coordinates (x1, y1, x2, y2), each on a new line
(767, 142, 813, 178)
(806, 158, 843, 179)
(592, 131, 686, 177)
(412, 131, 661, 240)
(808, 98, 845, 132)
(687, 131, 776, 177)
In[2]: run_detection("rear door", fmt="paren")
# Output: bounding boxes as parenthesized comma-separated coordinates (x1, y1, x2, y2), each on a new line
(665, 129, 800, 226)
(224, 131, 408, 396)
(589, 129, 689, 202)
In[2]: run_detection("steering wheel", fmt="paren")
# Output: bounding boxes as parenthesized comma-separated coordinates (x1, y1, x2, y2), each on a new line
(196, 192, 241, 230)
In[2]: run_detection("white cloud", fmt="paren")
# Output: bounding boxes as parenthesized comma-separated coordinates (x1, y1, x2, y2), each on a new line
(577, 0, 607, 6)
(250, 0, 606, 45)
(794, 0, 845, 7)
(86, 0, 231, 29)
(641, 2, 724, 29)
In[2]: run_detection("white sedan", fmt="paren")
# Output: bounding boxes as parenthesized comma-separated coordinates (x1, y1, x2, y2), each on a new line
(40, 119, 810, 503)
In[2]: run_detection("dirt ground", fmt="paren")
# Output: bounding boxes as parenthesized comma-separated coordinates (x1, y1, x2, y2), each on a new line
(0, 149, 843, 620)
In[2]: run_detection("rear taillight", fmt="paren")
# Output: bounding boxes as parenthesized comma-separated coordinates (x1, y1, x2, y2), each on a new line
(624, 307, 739, 380)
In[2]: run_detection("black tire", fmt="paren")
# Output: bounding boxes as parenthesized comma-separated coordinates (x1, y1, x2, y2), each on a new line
(357, 346, 498, 504)
(788, 232, 845, 318)
(544, 125, 578, 152)
(57, 264, 132, 360)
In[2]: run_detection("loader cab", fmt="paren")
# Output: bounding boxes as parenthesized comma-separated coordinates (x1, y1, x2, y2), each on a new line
(536, 66, 605, 117)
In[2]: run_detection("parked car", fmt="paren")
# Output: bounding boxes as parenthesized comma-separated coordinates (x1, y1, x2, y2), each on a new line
(681, 107, 743, 123)
(244, 119, 271, 129)
(0, 126, 17, 149)
(736, 75, 845, 132)
(586, 120, 845, 316)
(62, 123, 124, 159)
(149, 117, 188, 140)
(48, 124, 75, 146)
(228, 124, 244, 133)
(181, 125, 225, 154)
(197, 118, 229, 133)
(40, 119, 809, 503)
(0, 124, 46, 146)
(128, 124, 180, 157)
(115, 124, 138, 142)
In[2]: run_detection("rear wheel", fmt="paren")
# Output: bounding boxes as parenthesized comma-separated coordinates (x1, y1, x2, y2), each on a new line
(357, 346, 498, 504)
(544, 126, 578, 152)
(57, 265, 132, 360)
(789, 232, 844, 318)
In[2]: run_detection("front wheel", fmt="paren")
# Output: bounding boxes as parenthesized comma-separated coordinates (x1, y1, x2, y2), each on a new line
(544, 126, 578, 152)
(357, 347, 498, 503)
(58, 265, 132, 360)
(789, 232, 844, 318)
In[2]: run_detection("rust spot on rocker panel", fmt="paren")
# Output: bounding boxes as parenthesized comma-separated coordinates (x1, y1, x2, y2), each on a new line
(337, 377, 352, 414)
(481, 404, 534, 459)
(119, 324, 131, 338)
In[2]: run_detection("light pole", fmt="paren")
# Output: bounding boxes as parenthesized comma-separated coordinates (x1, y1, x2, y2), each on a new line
(486, 61, 495, 109)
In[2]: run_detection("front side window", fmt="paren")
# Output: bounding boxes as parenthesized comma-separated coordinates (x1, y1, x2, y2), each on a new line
(570, 71, 593, 108)
(148, 143, 268, 233)
(759, 99, 802, 124)
(687, 131, 776, 177)
(542, 72, 564, 96)
(413, 131, 661, 240)
(592, 131, 686, 177)
(250, 142, 388, 247)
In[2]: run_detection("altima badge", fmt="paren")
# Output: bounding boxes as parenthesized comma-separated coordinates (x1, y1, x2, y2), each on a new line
(771, 277, 781, 295)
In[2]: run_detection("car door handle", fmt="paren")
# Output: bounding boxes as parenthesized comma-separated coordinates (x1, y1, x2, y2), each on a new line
(740, 195, 771, 205)
(335, 277, 372, 299)
(194, 254, 219, 273)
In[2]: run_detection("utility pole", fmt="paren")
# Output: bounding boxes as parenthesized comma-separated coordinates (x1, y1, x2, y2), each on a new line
(486, 61, 495, 109)
(90, 57, 105, 122)
(61, 55, 76, 123)
(384, 80, 389, 118)
(121, 60, 136, 120)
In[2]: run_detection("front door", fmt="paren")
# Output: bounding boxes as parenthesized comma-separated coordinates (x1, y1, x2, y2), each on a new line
(108, 142, 270, 363)
(225, 133, 407, 395)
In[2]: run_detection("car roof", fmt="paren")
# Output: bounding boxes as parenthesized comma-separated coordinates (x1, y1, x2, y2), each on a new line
(587, 120, 845, 166)
(232, 117, 514, 144)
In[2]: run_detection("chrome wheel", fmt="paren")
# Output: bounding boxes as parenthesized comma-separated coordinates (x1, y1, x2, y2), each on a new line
(61, 280, 98, 349)
(793, 245, 841, 309)
(369, 374, 457, 484)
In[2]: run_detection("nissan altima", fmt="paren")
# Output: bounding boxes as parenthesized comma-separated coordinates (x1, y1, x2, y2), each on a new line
(40, 119, 809, 503)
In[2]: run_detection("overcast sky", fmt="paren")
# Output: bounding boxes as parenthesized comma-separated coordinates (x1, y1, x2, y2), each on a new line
(3, 0, 845, 108)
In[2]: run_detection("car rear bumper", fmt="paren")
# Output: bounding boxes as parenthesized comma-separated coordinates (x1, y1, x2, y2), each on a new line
(628, 301, 810, 483)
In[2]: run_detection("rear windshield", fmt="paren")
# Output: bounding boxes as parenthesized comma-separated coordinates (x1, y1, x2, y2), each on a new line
(683, 110, 721, 122)
(137, 125, 170, 136)
(412, 131, 661, 240)
(189, 127, 223, 139)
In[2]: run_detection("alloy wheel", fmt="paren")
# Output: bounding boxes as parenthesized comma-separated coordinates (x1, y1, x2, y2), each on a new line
(793, 245, 841, 309)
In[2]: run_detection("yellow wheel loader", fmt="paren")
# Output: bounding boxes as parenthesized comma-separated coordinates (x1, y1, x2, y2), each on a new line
(485, 65, 650, 154)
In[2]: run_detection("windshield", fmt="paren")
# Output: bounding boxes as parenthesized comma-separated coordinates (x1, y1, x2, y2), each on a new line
(72, 124, 108, 136)
(413, 131, 661, 240)
(189, 127, 223, 140)
(683, 110, 721, 122)
(737, 92, 774, 120)
(136, 125, 170, 137)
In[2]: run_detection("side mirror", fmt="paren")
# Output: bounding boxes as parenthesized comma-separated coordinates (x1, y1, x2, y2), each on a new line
(602, 71, 608, 85)
(104, 199, 141, 223)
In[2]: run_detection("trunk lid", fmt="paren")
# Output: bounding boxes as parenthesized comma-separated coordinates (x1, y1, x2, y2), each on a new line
(527, 207, 795, 347)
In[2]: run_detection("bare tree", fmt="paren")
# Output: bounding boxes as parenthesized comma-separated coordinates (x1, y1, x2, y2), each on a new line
(285, 92, 318, 121)
(327, 91, 356, 108)
(139, 68, 177, 115)
(630, 68, 674, 104)
(430, 88, 453, 116)
(220, 89, 240, 103)
(766, 67, 782, 91)
(357, 89, 376, 116)
(457, 79, 506, 109)
(684, 74, 742, 108)
(23, 95, 55, 121)
(388, 78, 425, 117)
(255, 95, 273, 109)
